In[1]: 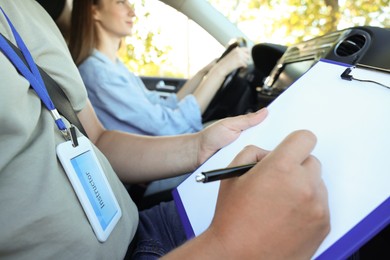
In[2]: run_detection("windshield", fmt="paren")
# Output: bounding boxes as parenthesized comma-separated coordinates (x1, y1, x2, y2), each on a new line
(122, 0, 389, 78)
(207, 0, 390, 45)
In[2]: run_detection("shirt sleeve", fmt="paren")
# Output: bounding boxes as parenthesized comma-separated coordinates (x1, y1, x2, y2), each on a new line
(79, 57, 203, 136)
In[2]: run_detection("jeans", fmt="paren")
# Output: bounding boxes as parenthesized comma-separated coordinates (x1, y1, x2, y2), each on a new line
(125, 201, 187, 259)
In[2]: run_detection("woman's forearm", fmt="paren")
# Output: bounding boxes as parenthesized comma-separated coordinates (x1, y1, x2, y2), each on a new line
(176, 59, 217, 100)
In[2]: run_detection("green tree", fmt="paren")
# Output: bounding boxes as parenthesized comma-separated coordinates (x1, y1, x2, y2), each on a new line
(208, 0, 389, 45)
(121, 0, 389, 77)
(119, 0, 175, 77)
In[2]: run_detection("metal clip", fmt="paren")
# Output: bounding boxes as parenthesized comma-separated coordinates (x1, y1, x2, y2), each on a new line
(61, 129, 70, 140)
(68, 126, 78, 147)
(50, 109, 70, 141)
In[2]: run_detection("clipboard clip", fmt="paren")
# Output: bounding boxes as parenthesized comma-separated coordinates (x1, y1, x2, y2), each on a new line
(340, 66, 390, 89)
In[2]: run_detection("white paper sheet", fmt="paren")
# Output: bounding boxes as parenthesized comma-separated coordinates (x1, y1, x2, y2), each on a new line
(175, 60, 390, 258)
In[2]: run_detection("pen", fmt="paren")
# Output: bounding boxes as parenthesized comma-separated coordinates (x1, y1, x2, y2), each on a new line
(195, 163, 257, 183)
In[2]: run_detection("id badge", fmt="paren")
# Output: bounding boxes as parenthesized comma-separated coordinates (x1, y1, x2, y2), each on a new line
(56, 136, 122, 242)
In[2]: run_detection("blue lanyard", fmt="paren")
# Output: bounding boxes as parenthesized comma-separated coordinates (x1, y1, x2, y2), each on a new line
(0, 7, 69, 139)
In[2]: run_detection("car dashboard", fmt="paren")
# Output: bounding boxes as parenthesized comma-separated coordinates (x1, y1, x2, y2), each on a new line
(251, 26, 390, 107)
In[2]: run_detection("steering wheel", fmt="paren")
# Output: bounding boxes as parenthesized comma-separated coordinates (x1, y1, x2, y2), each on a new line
(202, 38, 256, 122)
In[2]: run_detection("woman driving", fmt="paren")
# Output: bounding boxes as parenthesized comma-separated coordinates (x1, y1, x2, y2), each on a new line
(68, 0, 250, 136)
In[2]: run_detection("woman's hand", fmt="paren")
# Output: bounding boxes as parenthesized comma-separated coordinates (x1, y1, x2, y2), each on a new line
(212, 47, 251, 77)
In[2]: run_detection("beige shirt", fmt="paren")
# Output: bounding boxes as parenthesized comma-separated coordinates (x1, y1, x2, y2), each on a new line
(0, 1, 138, 259)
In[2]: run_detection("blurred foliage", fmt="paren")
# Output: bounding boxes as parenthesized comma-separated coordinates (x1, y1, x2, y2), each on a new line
(120, 0, 389, 77)
(208, 0, 389, 45)
(119, 0, 176, 77)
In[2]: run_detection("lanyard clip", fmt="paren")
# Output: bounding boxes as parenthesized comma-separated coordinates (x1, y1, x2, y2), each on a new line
(60, 128, 70, 140)
(50, 109, 78, 146)
(68, 126, 79, 147)
(50, 108, 72, 140)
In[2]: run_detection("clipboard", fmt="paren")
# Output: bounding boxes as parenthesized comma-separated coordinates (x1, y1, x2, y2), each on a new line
(172, 59, 390, 259)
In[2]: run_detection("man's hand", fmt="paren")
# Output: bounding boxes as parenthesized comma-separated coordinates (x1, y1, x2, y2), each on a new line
(196, 108, 268, 166)
(210, 130, 330, 259)
(163, 130, 329, 260)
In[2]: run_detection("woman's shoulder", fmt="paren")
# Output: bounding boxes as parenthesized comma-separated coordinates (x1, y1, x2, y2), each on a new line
(78, 51, 114, 79)
(78, 51, 140, 89)
(79, 50, 106, 69)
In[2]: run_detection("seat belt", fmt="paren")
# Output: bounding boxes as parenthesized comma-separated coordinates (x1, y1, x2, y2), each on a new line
(0, 33, 88, 137)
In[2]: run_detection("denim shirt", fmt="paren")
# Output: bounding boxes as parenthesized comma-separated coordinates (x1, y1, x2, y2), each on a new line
(78, 50, 203, 136)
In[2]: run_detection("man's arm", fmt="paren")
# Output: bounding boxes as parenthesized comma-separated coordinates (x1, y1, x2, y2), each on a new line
(78, 100, 268, 183)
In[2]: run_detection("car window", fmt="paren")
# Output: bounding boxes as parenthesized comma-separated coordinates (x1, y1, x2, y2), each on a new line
(121, 0, 389, 79)
(207, 0, 390, 45)
(121, 0, 225, 79)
